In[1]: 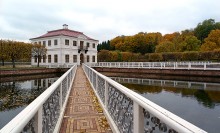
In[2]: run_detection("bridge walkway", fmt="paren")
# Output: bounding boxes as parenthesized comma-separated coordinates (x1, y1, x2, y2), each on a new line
(59, 67, 112, 133)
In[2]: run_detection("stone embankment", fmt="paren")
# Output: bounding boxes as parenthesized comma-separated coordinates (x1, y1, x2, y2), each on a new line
(0, 68, 68, 77)
(94, 67, 220, 77)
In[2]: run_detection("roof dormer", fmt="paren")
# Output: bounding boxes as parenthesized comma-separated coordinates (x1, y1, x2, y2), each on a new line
(63, 24, 68, 29)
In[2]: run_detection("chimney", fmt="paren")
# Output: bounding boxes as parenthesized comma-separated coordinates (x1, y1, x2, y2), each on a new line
(63, 24, 68, 29)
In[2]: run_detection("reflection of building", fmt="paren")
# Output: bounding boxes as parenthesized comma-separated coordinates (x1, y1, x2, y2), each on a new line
(32, 78, 58, 88)
(30, 24, 98, 67)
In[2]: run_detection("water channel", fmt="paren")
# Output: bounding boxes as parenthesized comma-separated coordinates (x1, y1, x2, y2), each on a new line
(0, 73, 63, 129)
(110, 76, 220, 133)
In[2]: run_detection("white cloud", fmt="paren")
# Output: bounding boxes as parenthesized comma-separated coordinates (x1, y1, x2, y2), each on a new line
(0, 0, 220, 42)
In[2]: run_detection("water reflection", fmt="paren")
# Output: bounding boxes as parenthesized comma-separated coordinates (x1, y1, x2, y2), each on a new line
(112, 77, 220, 133)
(112, 77, 220, 108)
(0, 73, 62, 129)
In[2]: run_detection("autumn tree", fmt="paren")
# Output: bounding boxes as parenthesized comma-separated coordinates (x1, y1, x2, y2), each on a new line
(155, 41, 175, 53)
(200, 42, 218, 51)
(194, 19, 220, 42)
(179, 36, 201, 51)
(181, 29, 194, 40)
(200, 29, 220, 51)
(7, 40, 32, 68)
(32, 43, 47, 67)
(0, 40, 9, 66)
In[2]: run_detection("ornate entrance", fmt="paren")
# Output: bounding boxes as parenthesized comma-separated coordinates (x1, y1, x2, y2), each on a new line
(80, 54, 84, 65)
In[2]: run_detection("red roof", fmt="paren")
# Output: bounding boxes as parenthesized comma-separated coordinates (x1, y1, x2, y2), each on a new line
(30, 29, 98, 41)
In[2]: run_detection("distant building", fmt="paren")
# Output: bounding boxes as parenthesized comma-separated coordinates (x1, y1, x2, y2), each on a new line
(30, 24, 98, 67)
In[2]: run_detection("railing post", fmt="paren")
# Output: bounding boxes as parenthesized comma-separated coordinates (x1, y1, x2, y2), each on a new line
(96, 73, 98, 91)
(204, 63, 206, 70)
(92, 71, 94, 85)
(34, 106, 43, 133)
(88, 69, 90, 81)
(133, 101, 144, 133)
(60, 82, 63, 109)
(104, 80, 108, 107)
(66, 74, 69, 91)
(188, 62, 191, 70)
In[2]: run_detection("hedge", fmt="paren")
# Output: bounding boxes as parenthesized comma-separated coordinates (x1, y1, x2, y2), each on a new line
(98, 50, 220, 62)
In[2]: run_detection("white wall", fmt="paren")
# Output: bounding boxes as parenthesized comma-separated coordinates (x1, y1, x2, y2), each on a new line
(31, 35, 98, 67)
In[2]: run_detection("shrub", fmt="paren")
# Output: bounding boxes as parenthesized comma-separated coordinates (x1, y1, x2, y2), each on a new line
(149, 53, 163, 61)
(182, 51, 199, 61)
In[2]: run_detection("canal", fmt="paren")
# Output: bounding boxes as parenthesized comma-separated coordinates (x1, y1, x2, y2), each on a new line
(111, 76, 220, 133)
(0, 73, 63, 129)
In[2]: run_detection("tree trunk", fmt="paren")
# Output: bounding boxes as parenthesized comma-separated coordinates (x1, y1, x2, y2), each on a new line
(12, 58, 15, 68)
(37, 57, 40, 67)
(1, 59, 4, 66)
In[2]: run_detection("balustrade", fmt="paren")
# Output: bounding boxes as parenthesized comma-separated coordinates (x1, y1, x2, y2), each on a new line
(0, 65, 77, 133)
(90, 61, 220, 70)
(83, 64, 207, 133)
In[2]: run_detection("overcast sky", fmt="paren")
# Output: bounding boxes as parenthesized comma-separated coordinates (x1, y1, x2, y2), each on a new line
(0, 0, 219, 42)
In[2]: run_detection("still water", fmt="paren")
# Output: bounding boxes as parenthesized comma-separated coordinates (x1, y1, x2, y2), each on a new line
(112, 77, 220, 133)
(0, 73, 62, 129)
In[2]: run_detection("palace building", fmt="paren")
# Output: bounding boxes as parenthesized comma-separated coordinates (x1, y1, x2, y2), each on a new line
(30, 24, 98, 67)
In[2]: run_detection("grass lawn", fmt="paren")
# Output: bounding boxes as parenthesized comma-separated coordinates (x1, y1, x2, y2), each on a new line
(0, 65, 46, 70)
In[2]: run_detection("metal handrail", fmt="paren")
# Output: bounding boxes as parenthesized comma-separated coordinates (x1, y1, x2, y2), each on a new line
(91, 62, 220, 70)
(78, 46, 88, 50)
(0, 65, 77, 133)
(82, 64, 207, 133)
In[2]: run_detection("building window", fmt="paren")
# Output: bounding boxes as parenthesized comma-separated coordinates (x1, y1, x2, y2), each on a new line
(54, 54, 58, 63)
(87, 55, 90, 62)
(65, 54, 69, 63)
(87, 42, 90, 48)
(92, 56, 95, 62)
(54, 39, 58, 45)
(93, 43, 95, 48)
(73, 55, 77, 62)
(80, 41, 84, 49)
(48, 40, 51, 46)
(73, 41, 77, 46)
(43, 80, 46, 87)
(43, 41, 46, 47)
(48, 55, 51, 63)
(65, 39, 69, 45)
(43, 55, 46, 63)
(38, 79, 41, 86)
(34, 56, 37, 63)
(38, 41, 41, 45)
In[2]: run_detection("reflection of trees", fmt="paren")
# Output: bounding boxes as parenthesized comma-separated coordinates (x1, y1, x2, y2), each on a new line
(0, 82, 24, 111)
(122, 83, 220, 108)
(0, 73, 62, 112)
(194, 90, 215, 108)
(0, 81, 46, 111)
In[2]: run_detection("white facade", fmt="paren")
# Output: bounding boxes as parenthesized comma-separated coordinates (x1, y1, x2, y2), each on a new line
(30, 24, 98, 67)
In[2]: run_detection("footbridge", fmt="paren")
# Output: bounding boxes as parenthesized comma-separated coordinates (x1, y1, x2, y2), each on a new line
(0, 63, 207, 133)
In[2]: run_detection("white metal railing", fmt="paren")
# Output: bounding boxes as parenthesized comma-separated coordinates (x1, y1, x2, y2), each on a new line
(31, 63, 77, 68)
(0, 65, 77, 133)
(111, 77, 220, 91)
(82, 64, 207, 133)
(91, 62, 220, 70)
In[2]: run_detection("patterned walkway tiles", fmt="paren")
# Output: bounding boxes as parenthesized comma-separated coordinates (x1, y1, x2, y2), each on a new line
(60, 67, 112, 133)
